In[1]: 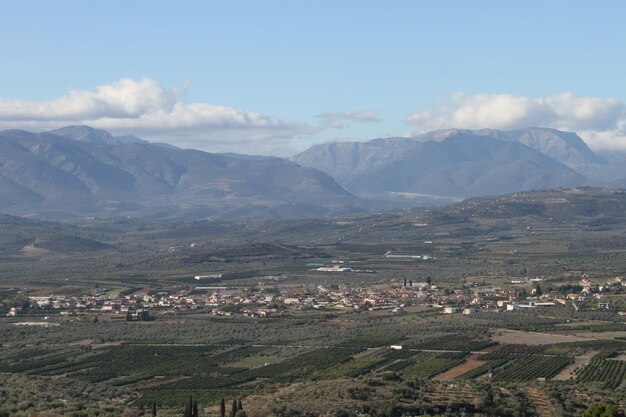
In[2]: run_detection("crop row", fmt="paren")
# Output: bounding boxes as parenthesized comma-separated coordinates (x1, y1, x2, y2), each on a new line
(66, 345, 264, 383)
(253, 347, 362, 381)
(400, 352, 466, 378)
(492, 355, 571, 381)
(410, 336, 495, 352)
(576, 353, 626, 390)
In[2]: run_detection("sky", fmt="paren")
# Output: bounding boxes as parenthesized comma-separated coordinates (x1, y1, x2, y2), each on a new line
(1, 0, 626, 156)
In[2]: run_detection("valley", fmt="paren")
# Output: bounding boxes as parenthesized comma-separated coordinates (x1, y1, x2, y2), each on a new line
(1, 188, 626, 416)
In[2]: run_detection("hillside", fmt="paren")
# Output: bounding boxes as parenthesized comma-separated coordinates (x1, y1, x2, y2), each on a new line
(0, 214, 113, 255)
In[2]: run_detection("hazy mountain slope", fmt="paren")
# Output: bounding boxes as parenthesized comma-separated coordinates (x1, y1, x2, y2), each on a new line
(0, 129, 365, 220)
(414, 128, 605, 172)
(293, 130, 585, 198)
(49, 125, 149, 145)
(506, 127, 606, 174)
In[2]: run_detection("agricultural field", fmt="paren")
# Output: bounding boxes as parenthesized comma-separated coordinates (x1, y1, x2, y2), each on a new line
(2, 189, 626, 416)
(575, 351, 626, 389)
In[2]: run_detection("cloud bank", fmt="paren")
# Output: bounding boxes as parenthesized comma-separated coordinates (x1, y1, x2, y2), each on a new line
(407, 92, 626, 150)
(0, 78, 313, 155)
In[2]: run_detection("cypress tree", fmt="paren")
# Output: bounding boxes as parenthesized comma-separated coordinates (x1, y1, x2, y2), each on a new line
(152, 400, 157, 416)
(230, 399, 237, 417)
(220, 398, 226, 417)
(237, 399, 242, 411)
(192, 401, 199, 417)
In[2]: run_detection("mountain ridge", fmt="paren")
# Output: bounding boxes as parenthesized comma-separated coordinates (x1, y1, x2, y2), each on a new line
(1, 125, 624, 221)
(0, 128, 371, 220)
(292, 127, 606, 199)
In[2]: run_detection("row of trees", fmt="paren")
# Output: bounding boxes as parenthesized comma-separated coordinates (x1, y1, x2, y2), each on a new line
(181, 395, 245, 417)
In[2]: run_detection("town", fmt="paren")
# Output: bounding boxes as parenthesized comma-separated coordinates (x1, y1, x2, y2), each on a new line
(5, 264, 626, 322)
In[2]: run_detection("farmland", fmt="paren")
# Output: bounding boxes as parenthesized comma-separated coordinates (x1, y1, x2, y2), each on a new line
(1, 188, 626, 416)
(576, 351, 626, 389)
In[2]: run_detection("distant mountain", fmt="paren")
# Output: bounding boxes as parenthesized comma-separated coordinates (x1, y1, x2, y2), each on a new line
(408, 127, 606, 174)
(49, 125, 149, 145)
(506, 127, 605, 173)
(292, 128, 596, 199)
(50, 126, 181, 150)
(0, 128, 369, 220)
(217, 152, 277, 161)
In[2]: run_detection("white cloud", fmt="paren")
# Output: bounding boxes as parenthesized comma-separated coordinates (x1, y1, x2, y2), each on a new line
(0, 78, 314, 155)
(316, 109, 380, 129)
(407, 92, 626, 150)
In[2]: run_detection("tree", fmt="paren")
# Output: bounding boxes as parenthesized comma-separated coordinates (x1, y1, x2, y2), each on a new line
(237, 399, 242, 411)
(183, 395, 194, 417)
(220, 399, 226, 417)
(426, 276, 432, 285)
(230, 400, 237, 417)
(581, 403, 623, 417)
(192, 401, 199, 417)
(477, 384, 495, 416)
(534, 284, 543, 297)
(152, 400, 157, 417)
(518, 288, 528, 300)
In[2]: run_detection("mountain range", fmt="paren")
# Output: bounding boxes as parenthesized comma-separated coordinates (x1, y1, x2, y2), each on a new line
(0, 125, 624, 220)
(292, 127, 621, 200)
(0, 126, 369, 220)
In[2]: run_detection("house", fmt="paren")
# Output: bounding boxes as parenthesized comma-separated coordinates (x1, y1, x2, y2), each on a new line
(443, 306, 459, 314)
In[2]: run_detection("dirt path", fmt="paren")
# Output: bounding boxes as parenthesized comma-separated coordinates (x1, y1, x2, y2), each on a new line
(432, 344, 501, 380)
(134, 375, 190, 389)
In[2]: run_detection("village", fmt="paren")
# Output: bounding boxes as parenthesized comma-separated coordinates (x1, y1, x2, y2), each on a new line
(4, 265, 626, 321)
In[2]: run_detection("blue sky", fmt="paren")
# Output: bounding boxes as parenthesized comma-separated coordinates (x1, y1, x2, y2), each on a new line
(2, 0, 626, 155)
